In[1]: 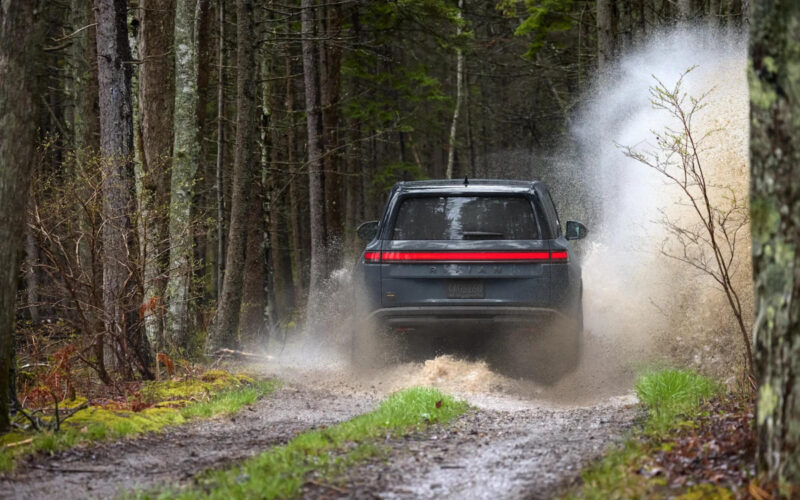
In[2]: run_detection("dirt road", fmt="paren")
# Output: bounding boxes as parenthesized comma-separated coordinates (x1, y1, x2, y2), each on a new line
(1, 342, 638, 499)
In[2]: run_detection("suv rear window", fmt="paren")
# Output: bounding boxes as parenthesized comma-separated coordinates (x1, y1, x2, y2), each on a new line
(392, 196, 540, 240)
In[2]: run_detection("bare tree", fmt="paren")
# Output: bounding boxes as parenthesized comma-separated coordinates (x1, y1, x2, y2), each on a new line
(0, 0, 40, 431)
(301, 0, 326, 321)
(445, 0, 465, 180)
(138, 0, 176, 351)
(620, 70, 754, 386)
(208, 0, 259, 350)
(596, 0, 615, 71)
(167, 0, 200, 349)
(95, 0, 152, 378)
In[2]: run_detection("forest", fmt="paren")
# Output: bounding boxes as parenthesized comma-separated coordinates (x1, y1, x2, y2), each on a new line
(1, 0, 799, 497)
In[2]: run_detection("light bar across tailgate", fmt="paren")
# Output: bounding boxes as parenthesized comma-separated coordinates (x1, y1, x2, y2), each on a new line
(363, 250, 567, 263)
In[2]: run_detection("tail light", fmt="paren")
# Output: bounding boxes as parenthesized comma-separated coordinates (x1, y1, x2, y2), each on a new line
(362, 250, 568, 263)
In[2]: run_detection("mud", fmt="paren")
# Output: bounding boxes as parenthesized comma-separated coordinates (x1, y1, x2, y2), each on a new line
(0, 385, 377, 500)
(1, 354, 638, 500)
(304, 398, 637, 499)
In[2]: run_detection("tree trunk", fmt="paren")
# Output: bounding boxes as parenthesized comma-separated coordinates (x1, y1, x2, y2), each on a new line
(445, 0, 464, 180)
(208, 0, 258, 350)
(750, 0, 800, 486)
(596, 0, 615, 71)
(321, 1, 343, 271)
(239, 170, 266, 342)
(285, 54, 305, 308)
(96, 0, 152, 378)
(215, 0, 226, 299)
(0, 0, 39, 432)
(678, 0, 693, 20)
(301, 0, 326, 322)
(138, 0, 176, 352)
(194, 0, 214, 313)
(25, 215, 40, 323)
(167, 0, 199, 350)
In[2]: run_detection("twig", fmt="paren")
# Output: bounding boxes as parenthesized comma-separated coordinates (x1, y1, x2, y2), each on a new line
(5, 438, 33, 448)
(212, 348, 274, 361)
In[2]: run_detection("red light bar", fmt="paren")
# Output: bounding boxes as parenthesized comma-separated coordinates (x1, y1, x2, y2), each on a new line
(363, 251, 381, 262)
(551, 251, 569, 260)
(381, 251, 551, 262)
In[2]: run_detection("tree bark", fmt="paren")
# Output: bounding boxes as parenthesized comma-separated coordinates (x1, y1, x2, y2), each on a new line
(750, 0, 800, 486)
(0, 0, 40, 432)
(96, 0, 151, 378)
(596, 0, 615, 71)
(167, 0, 199, 350)
(321, 1, 343, 270)
(215, 0, 226, 300)
(194, 0, 214, 313)
(285, 54, 305, 307)
(239, 169, 266, 342)
(208, 0, 258, 350)
(301, 0, 326, 322)
(138, 0, 176, 352)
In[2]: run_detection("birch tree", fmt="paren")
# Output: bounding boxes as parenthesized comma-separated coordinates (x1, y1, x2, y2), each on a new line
(167, 0, 200, 349)
(138, 0, 176, 351)
(750, 0, 800, 486)
(445, 0, 465, 180)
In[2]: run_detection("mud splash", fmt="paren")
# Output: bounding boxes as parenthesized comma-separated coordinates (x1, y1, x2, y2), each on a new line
(263, 26, 751, 405)
(575, 27, 751, 380)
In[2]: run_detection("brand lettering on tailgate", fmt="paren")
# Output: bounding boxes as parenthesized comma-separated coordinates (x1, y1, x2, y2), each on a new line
(425, 264, 505, 276)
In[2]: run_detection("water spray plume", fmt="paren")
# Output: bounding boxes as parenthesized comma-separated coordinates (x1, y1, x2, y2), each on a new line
(264, 26, 752, 404)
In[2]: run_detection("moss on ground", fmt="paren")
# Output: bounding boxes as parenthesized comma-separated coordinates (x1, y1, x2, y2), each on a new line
(0, 372, 277, 473)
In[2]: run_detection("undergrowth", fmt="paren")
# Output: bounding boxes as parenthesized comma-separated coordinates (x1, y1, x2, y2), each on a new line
(567, 368, 725, 499)
(0, 372, 277, 473)
(139, 386, 469, 500)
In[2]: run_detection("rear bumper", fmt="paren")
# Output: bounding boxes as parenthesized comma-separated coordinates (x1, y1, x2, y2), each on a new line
(367, 306, 567, 329)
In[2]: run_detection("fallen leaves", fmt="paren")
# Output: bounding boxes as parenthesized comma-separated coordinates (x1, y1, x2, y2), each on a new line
(648, 394, 756, 493)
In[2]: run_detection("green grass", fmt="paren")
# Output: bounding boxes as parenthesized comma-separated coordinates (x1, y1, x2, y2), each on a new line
(566, 368, 722, 499)
(634, 368, 720, 434)
(0, 376, 278, 473)
(141, 387, 469, 500)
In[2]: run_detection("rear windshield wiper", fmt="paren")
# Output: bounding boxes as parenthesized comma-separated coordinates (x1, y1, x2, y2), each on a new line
(462, 231, 504, 240)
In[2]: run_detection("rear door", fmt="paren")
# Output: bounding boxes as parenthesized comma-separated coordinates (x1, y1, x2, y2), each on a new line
(378, 194, 556, 307)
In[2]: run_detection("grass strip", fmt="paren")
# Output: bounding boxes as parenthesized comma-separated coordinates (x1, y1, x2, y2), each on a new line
(142, 386, 469, 500)
(567, 368, 723, 499)
(0, 375, 278, 473)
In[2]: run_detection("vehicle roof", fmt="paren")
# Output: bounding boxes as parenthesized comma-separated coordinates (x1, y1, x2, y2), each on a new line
(394, 179, 541, 194)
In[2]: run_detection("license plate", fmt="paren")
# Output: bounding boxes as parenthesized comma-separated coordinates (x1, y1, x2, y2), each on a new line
(447, 280, 485, 299)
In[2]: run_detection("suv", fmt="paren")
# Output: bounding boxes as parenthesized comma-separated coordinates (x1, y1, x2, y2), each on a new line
(352, 179, 587, 378)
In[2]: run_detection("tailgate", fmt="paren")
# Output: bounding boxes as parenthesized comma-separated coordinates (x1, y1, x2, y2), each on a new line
(379, 240, 553, 307)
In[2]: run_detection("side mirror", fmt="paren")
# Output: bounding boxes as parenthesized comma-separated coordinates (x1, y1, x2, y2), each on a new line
(565, 220, 588, 240)
(356, 220, 379, 241)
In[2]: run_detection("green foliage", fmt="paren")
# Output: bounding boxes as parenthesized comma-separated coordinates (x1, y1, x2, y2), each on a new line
(146, 387, 468, 500)
(499, 0, 577, 56)
(635, 369, 721, 434)
(341, 0, 458, 134)
(371, 162, 427, 195)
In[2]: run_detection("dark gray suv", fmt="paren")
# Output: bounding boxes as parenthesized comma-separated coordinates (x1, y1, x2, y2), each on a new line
(353, 179, 587, 377)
